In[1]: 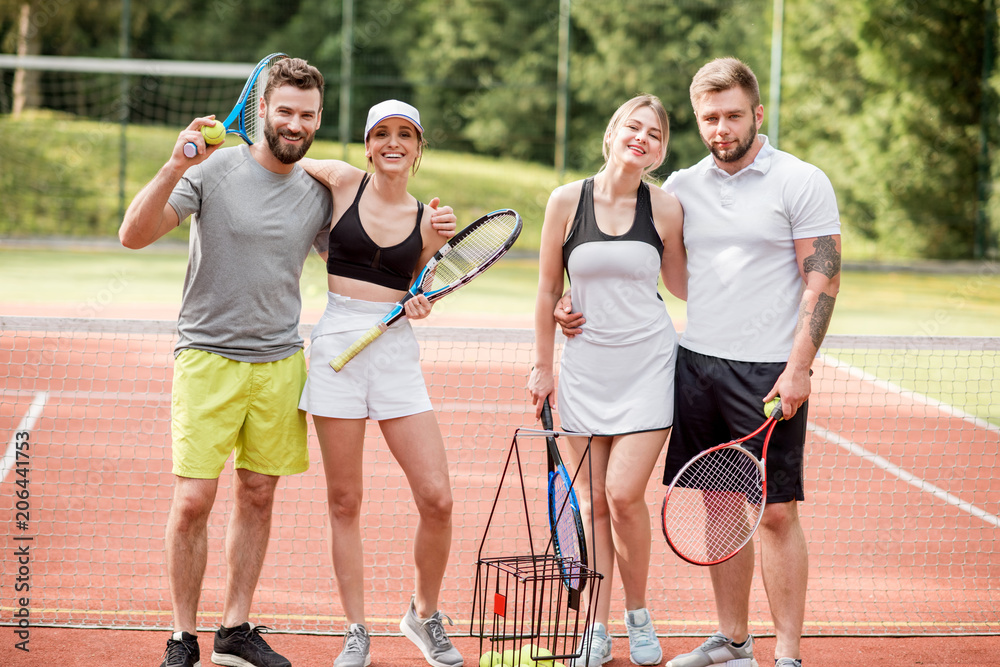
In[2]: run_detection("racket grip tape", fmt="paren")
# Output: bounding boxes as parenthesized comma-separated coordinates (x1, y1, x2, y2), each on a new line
(330, 324, 386, 371)
(541, 396, 554, 431)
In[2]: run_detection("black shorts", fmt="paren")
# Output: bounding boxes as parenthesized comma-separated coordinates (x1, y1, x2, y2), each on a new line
(663, 346, 807, 503)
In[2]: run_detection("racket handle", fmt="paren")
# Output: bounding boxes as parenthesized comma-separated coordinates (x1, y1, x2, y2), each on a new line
(541, 396, 554, 431)
(183, 142, 198, 158)
(330, 323, 386, 371)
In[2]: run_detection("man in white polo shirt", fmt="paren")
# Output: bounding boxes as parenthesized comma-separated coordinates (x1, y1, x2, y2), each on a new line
(556, 57, 840, 667)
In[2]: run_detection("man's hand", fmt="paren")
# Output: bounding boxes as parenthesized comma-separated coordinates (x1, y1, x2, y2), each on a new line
(176, 116, 224, 163)
(553, 291, 585, 338)
(428, 197, 457, 238)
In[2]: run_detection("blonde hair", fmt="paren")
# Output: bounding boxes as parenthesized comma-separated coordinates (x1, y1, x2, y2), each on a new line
(689, 57, 760, 112)
(601, 94, 670, 177)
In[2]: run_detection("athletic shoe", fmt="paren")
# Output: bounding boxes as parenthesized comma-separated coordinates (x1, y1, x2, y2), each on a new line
(334, 624, 372, 667)
(399, 596, 464, 667)
(160, 631, 200, 667)
(666, 632, 757, 667)
(774, 659, 801, 667)
(625, 608, 663, 665)
(572, 622, 613, 667)
(210, 622, 291, 667)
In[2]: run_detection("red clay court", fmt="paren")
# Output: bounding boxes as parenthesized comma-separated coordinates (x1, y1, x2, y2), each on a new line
(1, 316, 998, 666)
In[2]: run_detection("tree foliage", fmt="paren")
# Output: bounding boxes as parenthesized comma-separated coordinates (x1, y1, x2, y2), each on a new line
(1, 0, 997, 258)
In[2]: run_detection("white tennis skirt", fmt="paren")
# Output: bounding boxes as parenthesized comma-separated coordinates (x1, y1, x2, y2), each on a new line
(557, 328, 677, 436)
(299, 292, 433, 420)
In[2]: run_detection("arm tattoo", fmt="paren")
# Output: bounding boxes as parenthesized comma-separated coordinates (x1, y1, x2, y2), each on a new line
(796, 292, 836, 348)
(803, 236, 841, 279)
(810, 292, 836, 347)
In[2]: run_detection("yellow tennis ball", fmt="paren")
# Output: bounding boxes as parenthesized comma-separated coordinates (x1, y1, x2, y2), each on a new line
(501, 649, 517, 666)
(764, 397, 781, 419)
(201, 120, 226, 145)
(533, 647, 554, 662)
(479, 651, 502, 667)
(518, 644, 537, 667)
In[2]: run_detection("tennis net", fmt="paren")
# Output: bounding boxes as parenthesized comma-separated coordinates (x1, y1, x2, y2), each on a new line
(1, 316, 997, 636)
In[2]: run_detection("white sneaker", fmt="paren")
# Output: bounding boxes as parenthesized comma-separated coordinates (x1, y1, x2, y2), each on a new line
(625, 608, 662, 665)
(572, 622, 612, 667)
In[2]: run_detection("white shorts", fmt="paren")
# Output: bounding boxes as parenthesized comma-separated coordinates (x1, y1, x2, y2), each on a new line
(299, 292, 433, 420)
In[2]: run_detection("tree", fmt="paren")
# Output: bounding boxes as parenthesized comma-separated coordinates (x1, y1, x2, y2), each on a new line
(781, 0, 996, 259)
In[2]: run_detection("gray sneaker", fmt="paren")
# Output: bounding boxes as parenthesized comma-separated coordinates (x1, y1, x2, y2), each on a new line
(666, 632, 757, 667)
(774, 659, 801, 667)
(334, 624, 371, 667)
(399, 596, 463, 667)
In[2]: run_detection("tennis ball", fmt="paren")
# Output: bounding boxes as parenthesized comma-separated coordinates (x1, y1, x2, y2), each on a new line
(518, 644, 537, 667)
(501, 649, 518, 666)
(201, 120, 226, 145)
(764, 397, 781, 419)
(479, 651, 503, 667)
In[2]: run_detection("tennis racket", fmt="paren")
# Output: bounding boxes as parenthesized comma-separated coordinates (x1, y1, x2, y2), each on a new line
(183, 52, 288, 158)
(329, 208, 522, 371)
(541, 397, 588, 592)
(660, 398, 784, 566)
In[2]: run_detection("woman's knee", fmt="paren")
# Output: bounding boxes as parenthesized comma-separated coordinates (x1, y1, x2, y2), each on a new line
(326, 487, 364, 522)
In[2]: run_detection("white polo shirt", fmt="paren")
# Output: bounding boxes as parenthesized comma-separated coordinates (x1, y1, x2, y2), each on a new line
(663, 136, 840, 362)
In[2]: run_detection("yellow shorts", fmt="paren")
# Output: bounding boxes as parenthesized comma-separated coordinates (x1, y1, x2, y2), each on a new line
(171, 349, 309, 479)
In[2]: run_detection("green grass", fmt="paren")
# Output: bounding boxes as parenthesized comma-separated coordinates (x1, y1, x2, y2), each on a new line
(3, 245, 1000, 337)
(0, 110, 581, 248)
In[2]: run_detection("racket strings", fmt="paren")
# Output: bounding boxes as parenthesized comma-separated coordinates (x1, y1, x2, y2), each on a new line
(423, 214, 520, 291)
(244, 56, 284, 145)
(550, 475, 583, 587)
(664, 448, 764, 563)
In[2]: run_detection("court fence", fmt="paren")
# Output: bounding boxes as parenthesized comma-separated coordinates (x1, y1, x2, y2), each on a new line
(1, 316, 997, 637)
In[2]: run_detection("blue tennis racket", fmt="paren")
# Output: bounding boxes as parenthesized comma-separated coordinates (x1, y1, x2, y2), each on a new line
(330, 208, 522, 371)
(184, 52, 288, 158)
(542, 398, 588, 592)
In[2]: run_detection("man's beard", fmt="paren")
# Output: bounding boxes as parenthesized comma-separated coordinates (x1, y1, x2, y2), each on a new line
(707, 124, 757, 164)
(263, 117, 314, 164)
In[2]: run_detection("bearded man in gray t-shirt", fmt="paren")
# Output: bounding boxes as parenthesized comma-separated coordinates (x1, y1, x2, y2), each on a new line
(120, 58, 455, 667)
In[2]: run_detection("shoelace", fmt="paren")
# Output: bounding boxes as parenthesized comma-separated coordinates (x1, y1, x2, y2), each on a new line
(246, 625, 276, 652)
(630, 623, 658, 647)
(164, 638, 196, 663)
(699, 632, 731, 651)
(421, 611, 454, 648)
(343, 628, 368, 654)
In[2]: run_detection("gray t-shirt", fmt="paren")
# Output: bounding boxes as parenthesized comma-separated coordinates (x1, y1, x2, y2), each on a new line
(168, 144, 332, 362)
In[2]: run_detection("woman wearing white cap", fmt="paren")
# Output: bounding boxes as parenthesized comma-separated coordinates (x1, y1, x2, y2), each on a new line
(298, 100, 463, 667)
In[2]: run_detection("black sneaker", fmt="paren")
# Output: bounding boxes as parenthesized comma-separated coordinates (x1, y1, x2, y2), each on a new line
(160, 631, 200, 667)
(210, 623, 291, 667)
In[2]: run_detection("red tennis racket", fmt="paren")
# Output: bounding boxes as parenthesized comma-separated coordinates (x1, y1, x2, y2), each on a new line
(660, 398, 783, 566)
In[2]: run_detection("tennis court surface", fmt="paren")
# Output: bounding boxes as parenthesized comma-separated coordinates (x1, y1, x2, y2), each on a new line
(1, 317, 997, 664)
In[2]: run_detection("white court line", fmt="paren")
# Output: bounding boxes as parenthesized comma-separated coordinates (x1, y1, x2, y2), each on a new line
(810, 423, 1000, 528)
(1, 391, 48, 483)
(820, 353, 1000, 434)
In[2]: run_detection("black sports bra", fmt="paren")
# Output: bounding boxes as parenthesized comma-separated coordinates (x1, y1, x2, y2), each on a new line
(326, 174, 424, 291)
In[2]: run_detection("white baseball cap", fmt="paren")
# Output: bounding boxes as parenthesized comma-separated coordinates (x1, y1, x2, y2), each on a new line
(364, 99, 423, 140)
